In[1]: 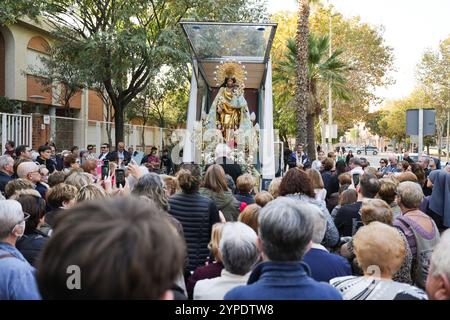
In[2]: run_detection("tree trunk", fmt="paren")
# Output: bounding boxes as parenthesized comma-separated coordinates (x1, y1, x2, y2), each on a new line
(114, 104, 125, 147)
(295, 0, 310, 146)
(306, 112, 316, 161)
(141, 125, 145, 149)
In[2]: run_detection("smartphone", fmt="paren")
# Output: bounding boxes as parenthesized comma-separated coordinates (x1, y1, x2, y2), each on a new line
(115, 169, 125, 188)
(353, 173, 360, 187)
(101, 165, 109, 180)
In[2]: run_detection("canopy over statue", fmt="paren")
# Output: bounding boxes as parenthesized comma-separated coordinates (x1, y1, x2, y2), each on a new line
(180, 21, 278, 183)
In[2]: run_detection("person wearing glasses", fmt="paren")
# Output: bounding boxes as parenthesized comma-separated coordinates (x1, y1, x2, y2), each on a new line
(0, 200, 41, 300)
(378, 158, 388, 175)
(98, 143, 110, 161)
(84, 144, 97, 161)
(36, 145, 56, 174)
(16, 162, 48, 198)
(49, 145, 64, 171)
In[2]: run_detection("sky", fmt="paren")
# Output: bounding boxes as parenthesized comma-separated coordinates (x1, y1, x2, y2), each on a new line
(266, 0, 450, 105)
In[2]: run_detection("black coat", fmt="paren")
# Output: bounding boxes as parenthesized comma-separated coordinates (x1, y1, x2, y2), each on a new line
(107, 150, 131, 164)
(16, 230, 48, 267)
(168, 192, 220, 272)
(0, 171, 13, 194)
(211, 157, 243, 184)
(36, 157, 55, 173)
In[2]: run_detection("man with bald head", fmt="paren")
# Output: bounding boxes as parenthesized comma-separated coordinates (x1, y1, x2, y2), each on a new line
(17, 162, 48, 198)
(107, 142, 131, 166)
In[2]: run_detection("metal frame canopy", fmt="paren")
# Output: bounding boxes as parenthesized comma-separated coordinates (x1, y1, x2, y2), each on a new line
(180, 21, 277, 89)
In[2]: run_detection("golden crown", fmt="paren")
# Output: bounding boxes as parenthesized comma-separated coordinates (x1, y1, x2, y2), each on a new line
(214, 60, 248, 87)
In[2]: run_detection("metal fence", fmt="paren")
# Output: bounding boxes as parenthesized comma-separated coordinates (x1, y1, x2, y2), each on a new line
(1, 113, 33, 154)
(0, 112, 175, 155)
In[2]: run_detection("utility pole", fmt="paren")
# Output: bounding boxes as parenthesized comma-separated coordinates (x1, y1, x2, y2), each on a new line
(447, 108, 449, 163)
(327, 2, 333, 153)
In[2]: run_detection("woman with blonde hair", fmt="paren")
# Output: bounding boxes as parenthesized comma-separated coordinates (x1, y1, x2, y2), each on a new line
(200, 164, 240, 221)
(238, 204, 262, 234)
(186, 223, 225, 299)
(307, 168, 326, 202)
(331, 222, 427, 300)
(76, 184, 108, 203)
(268, 177, 282, 199)
(340, 198, 413, 285)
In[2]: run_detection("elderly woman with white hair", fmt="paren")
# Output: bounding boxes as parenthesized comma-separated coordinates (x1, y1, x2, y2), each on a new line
(302, 204, 351, 282)
(330, 222, 427, 300)
(394, 181, 440, 289)
(0, 200, 41, 299)
(426, 230, 450, 300)
(193, 222, 259, 300)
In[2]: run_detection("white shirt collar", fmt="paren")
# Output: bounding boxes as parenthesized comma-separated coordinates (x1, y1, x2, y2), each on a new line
(311, 243, 329, 252)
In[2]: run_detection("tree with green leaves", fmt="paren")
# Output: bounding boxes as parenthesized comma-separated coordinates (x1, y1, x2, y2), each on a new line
(417, 37, 450, 158)
(7, 0, 267, 147)
(272, 7, 394, 144)
(28, 44, 84, 117)
(274, 33, 349, 159)
(0, 0, 44, 25)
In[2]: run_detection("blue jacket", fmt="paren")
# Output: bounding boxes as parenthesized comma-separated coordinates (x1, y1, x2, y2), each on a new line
(288, 152, 311, 169)
(224, 261, 342, 300)
(303, 247, 352, 283)
(0, 242, 41, 300)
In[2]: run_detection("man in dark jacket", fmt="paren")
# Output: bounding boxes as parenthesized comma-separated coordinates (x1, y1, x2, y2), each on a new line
(225, 198, 342, 300)
(107, 141, 131, 165)
(208, 144, 242, 184)
(168, 164, 220, 273)
(0, 155, 14, 195)
(35, 145, 55, 173)
(49, 145, 63, 171)
(288, 144, 311, 169)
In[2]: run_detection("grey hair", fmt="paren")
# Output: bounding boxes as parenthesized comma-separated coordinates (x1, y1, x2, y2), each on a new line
(258, 197, 314, 261)
(127, 166, 150, 190)
(349, 157, 362, 167)
(219, 222, 259, 275)
(0, 155, 13, 170)
(430, 230, 450, 280)
(397, 181, 424, 209)
(0, 200, 23, 239)
(76, 184, 108, 203)
(309, 204, 327, 244)
(132, 173, 169, 212)
(64, 172, 93, 189)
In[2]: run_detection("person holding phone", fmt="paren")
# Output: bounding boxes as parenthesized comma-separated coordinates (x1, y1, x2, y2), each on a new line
(334, 173, 380, 237)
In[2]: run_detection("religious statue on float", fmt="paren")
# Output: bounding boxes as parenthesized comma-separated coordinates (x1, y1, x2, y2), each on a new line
(204, 61, 253, 145)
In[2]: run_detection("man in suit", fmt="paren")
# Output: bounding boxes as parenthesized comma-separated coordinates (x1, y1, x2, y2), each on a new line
(98, 143, 110, 161)
(212, 144, 242, 184)
(107, 142, 131, 165)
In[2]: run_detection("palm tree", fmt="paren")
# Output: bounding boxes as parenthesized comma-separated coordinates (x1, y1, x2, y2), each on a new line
(295, 0, 311, 147)
(274, 34, 350, 159)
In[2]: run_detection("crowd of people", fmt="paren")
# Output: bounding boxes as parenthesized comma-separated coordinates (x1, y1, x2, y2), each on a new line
(0, 140, 450, 300)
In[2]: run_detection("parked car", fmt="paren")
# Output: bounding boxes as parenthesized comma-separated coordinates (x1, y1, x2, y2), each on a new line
(357, 146, 378, 155)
